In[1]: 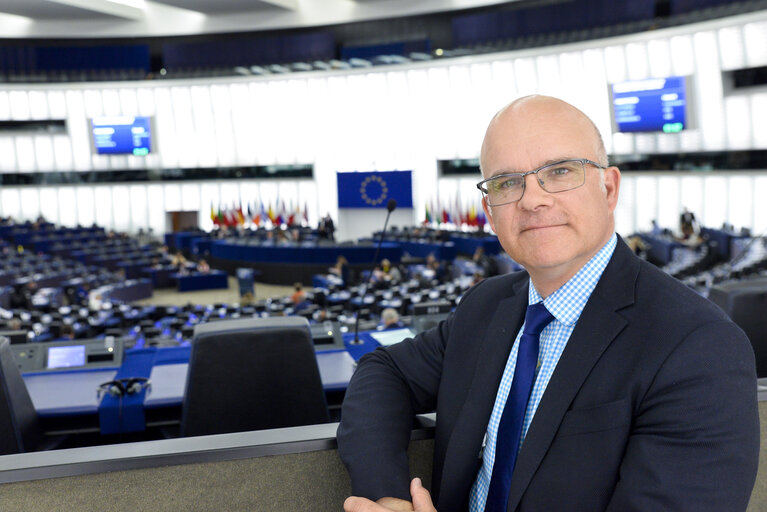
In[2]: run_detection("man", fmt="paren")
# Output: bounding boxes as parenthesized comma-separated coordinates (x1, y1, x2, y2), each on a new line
(337, 95, 759, 511)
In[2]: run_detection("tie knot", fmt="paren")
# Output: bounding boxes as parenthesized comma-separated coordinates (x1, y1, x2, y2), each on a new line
(523, 303, 554, 336)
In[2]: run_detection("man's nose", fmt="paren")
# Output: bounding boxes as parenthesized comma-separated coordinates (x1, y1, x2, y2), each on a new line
(517, 172, 553, 210)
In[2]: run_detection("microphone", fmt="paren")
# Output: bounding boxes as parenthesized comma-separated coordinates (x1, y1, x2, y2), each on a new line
(352, 199, 397, 344)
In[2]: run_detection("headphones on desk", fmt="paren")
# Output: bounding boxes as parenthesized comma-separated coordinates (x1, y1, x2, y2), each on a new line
(97, 377, 151, 399)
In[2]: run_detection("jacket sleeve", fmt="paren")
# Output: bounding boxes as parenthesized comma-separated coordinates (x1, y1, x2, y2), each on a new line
(606, 320, 760, 511)
(336, 308, 454, 501)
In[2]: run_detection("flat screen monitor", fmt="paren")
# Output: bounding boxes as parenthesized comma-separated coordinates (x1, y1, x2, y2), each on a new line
(610, 76, 689, 133)
(46, 345, 86, 369)
(0, 330, 29, 344)
(91, 116, 152, 155)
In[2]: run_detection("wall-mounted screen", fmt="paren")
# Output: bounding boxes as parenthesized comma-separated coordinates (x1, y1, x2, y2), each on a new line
(610, 77, 689, 133)
(91, 116, 152, 155)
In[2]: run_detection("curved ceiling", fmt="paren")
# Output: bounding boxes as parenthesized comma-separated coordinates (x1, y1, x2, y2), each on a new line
(0, 0, 516, 39)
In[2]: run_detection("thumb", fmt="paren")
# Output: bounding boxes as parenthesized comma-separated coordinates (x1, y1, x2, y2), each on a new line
(410, 478, 436, 511)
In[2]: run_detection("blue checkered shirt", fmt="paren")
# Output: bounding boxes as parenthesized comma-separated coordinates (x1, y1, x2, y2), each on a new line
(469, 234, 617, 511)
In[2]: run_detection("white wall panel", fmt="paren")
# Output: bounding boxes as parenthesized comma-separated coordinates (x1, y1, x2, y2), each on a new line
(513, 57, 537, 96)
(0, 138, 16, 172)
(101, 89, 121, 117)
(614, 174, 635, 236)
(670, 35, 695, 76)
(147, 185, 165, 235)
(657, 175, 680, 230)
(14, 137, 35, 172)
(47, 91, 67, 119)
(65, 90, 92, 171)
(724, 95, 752, 149)
(229, 83, 257, 165)
(693, 31, 725, 150)
(111, 186, 131, 231)
(634, 176, 658, 231)
(728, 175, 753, 230)
(647, 39, 672, 77)
(679, 175, 704, 224)
(625, 43, 649, 81)
(0, 91, 10, 120)
(210, 85, 237, 167)
(33, 135, 55, 171)
(718, 26, 746, 70)
(754, 176, 767, 234)
(154, 87, 177, 168)
(171, 86, 197, 168)
(118, 89, 138, 116)
(752, 93, 767, 148)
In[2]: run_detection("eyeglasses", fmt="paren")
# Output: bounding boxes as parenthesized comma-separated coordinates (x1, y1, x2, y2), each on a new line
(476, 158, 606, 207)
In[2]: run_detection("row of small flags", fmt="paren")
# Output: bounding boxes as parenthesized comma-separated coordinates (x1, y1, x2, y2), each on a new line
(423, 201, 487, 228)
(210, 201, 309, 228)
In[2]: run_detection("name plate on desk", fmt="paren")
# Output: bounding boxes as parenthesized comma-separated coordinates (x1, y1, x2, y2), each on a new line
(12, 337, 126, 373)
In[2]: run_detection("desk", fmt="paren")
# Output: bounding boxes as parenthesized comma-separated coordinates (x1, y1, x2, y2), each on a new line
(23, 341, 365, 435)
(174, 270, 229, 292)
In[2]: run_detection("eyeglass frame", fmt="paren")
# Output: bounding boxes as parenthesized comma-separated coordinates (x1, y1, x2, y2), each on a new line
(476, 158, 607, 207)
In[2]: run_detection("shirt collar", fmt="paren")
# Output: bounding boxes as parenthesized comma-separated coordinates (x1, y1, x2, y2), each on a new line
(529, 233, 617, 327)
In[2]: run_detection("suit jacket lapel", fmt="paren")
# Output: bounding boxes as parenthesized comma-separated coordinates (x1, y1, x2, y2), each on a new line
(506, 239, 639, 511)
(437, 277, 529, 509)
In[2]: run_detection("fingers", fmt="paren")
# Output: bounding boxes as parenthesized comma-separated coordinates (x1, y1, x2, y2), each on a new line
(410, 478, 437, 512)
(344, 496, 378, 512)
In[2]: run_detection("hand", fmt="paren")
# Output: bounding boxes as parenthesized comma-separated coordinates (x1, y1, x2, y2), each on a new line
(344, 478, 437, 512)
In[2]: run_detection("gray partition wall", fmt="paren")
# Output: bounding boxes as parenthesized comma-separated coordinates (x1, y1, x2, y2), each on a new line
(1, 401, 766, 511)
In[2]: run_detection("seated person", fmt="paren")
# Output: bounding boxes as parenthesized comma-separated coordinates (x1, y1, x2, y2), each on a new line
(291, 283, 307, 306)
(58, 324, 75, 340)
(196, 259, 211, 273)
(380, 308, 404, 330)
(171, 251, 188, 273)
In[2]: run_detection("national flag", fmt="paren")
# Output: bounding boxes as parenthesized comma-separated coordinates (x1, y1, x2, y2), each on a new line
(424, 203, 432, 225)
(236, 203, 245, 225)
(303, 202, 309, 225)
(211, 203, 218, 225)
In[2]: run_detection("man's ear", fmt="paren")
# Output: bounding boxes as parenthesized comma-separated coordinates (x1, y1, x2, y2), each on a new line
(604, 166, 621, 213)
(481, 196, 496, 233)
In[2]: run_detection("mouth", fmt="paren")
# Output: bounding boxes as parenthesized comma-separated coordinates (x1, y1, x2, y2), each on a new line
(520, 223, 565, 233)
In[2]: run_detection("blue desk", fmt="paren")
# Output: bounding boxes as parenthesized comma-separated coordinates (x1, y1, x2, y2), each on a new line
(174, 271, 229, 292)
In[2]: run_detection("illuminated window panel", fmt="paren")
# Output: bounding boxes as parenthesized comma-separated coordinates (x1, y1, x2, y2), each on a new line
(33, 135, 55, 171)
(130, 184, 148, 230)
(181, 182, 201, 211)
(65, 90, 93, 171)
(634, 175, 658, 231)
(190, 85, 218, 168)
(679, 129, 702, 152)
(428, 67, 453, 159)
(147, 184, 165, 235)
(647, 39, 672, 78)
(728, 175, 753, 230)
(101, 89, 121, 116)
(513, 57, 537, 96)
(0, 188, 20, 218)
(210, 85, 236, 167)
(58, 187, 77, 227)
(625, 43, 649, 81)
(752, 93, 767, 148)
(535, 54, 562, 99)
(83, 90, 104, 118)
(680, 175, 704, 223)
(0, 91, 10, 120)
(47, 91, 67, 119)
(119, 88, 139, 116)
(718, 26, 745, 71)
(611, 132, 634, 155)
(634, 133, 657, 154)
(744, 21, 767, 67)
(76, 187, 96, 227)
(28, 91, 49, 120)
(693, 31, 725, 150)
(448, 65, 476, 158)
(286, 79, 313, 164)
(489, 60, 515, 111)
(230, 83, 257, 165)
(111, 186, 131, 232)
(39, 188, 59, 225)
(604, 46, 627, 84)
(154, 87, 178, 168)
(614, 174, 635, 236)
(9, 91, 30, 120)
(14, 137, 35, 172)
(724, 95, 752, 149)
(269, 79, 296, 165)
(0, 138, 17, 172)
(94, 185, 113, 230)
(753, 177, 767, 233)
(581, 49, 612, 155)
(702, 175, 727, 229)
(657, 175, 681, 230)
(170, 86, 198, 168)
(670, 35, 695, 76)
(164, 183, 182, 212)
(657, 132, 681, 153)
(249, 81, 277, 165)
(19, 188, 39, 221)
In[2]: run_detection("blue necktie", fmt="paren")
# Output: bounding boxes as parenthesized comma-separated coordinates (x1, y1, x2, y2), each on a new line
(485, 302, 554, 512)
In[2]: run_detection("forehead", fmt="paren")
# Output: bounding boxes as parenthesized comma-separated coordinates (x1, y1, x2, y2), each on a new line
(481, 102, 597, 176)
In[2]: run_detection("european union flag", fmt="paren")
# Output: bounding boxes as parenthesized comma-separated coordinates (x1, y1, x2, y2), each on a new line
(337, 170, 413, 209)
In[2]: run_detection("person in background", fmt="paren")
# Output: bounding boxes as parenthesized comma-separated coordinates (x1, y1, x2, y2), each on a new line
(196, 259, 211, 273)
(380, 308, 404, 330)
(291, 283, 307, 306)
(338, 95, 758, 512)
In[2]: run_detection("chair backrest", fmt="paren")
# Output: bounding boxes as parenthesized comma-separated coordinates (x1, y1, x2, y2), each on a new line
(709, 278, 767, 378)
(181, 317, 330, 437)
(0, 338, 41, 454)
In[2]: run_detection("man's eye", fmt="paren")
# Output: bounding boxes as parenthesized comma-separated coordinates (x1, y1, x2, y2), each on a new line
(497, 177, 522, 190)
(550, 166, 572, 176)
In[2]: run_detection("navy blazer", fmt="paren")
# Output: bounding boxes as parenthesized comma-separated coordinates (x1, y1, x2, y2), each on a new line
(337, 238, 760, 511)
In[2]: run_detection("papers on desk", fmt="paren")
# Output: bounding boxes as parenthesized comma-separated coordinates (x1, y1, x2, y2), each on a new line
(369, 328, 416, 346)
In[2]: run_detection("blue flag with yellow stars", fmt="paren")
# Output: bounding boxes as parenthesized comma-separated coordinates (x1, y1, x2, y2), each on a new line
(336, 170, 413, 209)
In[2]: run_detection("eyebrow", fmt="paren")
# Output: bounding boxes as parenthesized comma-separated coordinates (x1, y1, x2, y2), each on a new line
(489, 157, 578, 177)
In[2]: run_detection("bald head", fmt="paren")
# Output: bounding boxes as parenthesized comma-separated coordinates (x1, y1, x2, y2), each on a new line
(479, 95, 608, 178)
